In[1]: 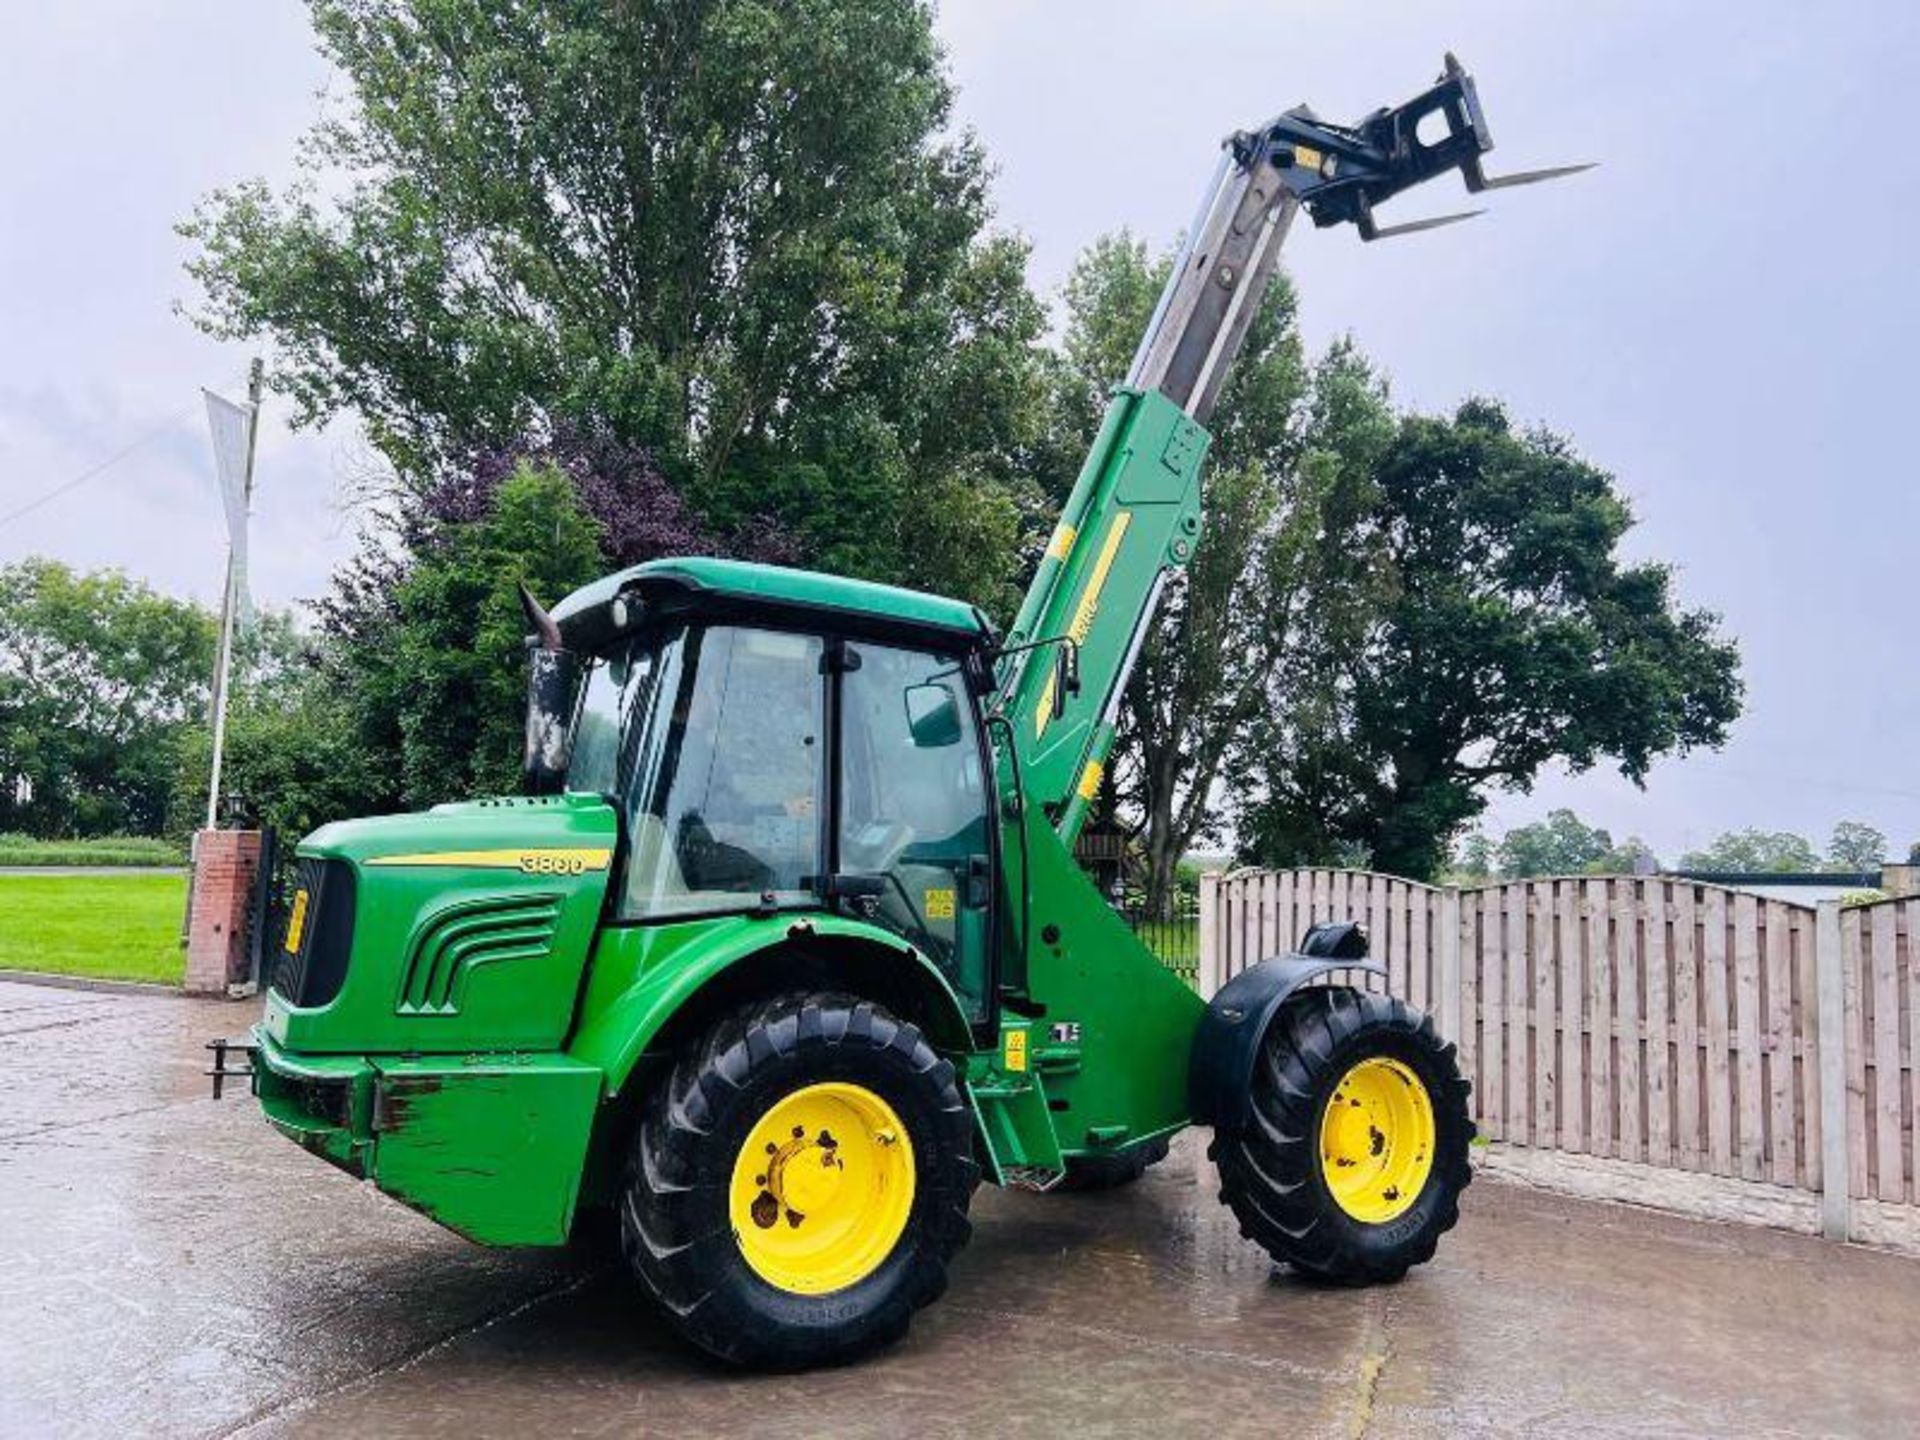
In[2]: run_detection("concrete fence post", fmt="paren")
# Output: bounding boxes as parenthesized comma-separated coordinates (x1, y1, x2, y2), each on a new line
(1814, 899, 1851, 1241)
(1437, 885, 1463, 1043)
(1198, 870, 1221, 998)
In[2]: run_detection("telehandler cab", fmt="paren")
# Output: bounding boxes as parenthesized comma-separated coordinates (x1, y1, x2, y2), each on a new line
(221, 56, 1579, 1367)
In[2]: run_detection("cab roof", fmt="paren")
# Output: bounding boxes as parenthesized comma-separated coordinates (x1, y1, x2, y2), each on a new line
(550, 557, 996, 653)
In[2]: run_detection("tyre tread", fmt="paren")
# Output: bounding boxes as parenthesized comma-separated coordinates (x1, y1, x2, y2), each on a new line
(1214, 986, 1474, 1283)
(621, 991, 974, 1368)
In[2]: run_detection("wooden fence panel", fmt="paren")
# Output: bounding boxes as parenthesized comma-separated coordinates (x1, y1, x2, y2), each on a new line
(1481, 885, 1506, 1142)
(1195, 868, 1846, 1207)
(1617, 881, 1644, 1165)
(1703, 887, 1734, 1176)
(1733, 892, 1765, 1181)
(1673, 884, 1703, 1172)
(1506, 882, 1531, 1148)
(1843, 904, 1870, 1198)
(1764, 899, 1795, 1186)
(1368, 876, 1389, 996)
(1280, 870, 1296, 952)
(1529, 880, 1554, 1151)
(1552, 881, 1579, 1153)
(1644, 882, 1672, 1168)
(1905, 902, 1919, 1207)
(1585, 879, 1612, 1158)
(1796, 904, 1822, 1191)
(1905, 902, 1919, 1205)
(1870, 901, 1903, 1202)
(1458, 890, 1479, 1104)
(1409, 887, 1430, 1015)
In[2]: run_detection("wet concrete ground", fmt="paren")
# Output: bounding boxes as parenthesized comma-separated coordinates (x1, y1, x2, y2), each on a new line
(4, 975, 1917, 1439)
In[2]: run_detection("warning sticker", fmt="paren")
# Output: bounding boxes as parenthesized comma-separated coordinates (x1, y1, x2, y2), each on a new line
(925, 887, 956, 920)
(284, 889, 310, 954)
(1003, 1030, 1028, 1073)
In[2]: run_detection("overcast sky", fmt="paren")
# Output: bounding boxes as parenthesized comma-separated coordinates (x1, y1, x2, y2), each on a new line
(2, 2, 1916, 860)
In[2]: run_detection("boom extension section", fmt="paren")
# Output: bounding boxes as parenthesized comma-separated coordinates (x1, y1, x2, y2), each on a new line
(999, 54, 1582, 844)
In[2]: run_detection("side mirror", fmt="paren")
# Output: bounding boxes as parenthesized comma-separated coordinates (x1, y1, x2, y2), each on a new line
(1051, 642, 1080, 720)
(520, 583, 579, 793)
(905, 682, 963, 748)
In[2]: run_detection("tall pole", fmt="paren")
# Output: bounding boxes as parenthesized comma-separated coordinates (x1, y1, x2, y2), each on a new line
(204, 358, 263, 831)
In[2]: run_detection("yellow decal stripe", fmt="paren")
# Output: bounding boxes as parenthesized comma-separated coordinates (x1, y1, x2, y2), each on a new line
(366, 848, 612, 875)
(1069, 512, 1132, 646)
(1076, 761, 1103, 803)
(1035, 511, 1132, 741)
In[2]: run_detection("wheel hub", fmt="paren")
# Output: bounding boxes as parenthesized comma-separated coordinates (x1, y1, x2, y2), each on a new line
(1318, 1055, 1435, 1224)
(729, 1082, 914, 1295)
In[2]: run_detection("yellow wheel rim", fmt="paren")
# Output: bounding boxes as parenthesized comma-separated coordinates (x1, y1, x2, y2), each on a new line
(1318, 1055, 1436, 1224)
(728, 1082, 915, 1295)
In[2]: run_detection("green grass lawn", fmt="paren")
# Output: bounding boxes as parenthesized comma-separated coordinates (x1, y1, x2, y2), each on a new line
(0, 872, 187, 984)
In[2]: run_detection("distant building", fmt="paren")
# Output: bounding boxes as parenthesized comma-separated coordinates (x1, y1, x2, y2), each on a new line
(1666, 863, 1915, 904)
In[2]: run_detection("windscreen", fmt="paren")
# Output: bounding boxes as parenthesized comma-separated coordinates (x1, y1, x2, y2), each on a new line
(569, 625, 825, 920)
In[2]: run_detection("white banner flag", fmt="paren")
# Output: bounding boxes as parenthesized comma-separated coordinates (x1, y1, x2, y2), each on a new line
(203, 389, 256, 630)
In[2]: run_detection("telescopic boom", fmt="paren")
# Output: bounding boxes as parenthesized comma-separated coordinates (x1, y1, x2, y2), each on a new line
(996, 54, 1583, 845)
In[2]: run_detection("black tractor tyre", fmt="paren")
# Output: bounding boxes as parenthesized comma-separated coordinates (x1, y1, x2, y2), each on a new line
(1211, 985, 1473, 1284)
(1058, 1135, 1172, 1192)
(619, 992, 977, 1368)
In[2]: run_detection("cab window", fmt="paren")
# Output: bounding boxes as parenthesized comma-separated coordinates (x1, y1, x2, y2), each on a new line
(600, 625, 825, 920)
(839, 643, 992, 1013)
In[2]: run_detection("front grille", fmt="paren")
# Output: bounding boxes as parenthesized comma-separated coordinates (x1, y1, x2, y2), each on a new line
(271, 857, 357, 1008)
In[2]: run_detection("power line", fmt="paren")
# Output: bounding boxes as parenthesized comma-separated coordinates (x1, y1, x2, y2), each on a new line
(0, 372, 251, 532)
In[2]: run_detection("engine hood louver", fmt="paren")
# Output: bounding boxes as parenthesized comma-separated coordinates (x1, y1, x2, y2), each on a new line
(397, 892, 564, 1016)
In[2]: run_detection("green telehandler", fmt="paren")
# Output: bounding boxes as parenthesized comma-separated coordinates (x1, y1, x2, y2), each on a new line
(215, 56, 1579, 1368)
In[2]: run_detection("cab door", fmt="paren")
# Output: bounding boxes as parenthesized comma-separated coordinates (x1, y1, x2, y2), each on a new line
(836, 642, 994, 1020)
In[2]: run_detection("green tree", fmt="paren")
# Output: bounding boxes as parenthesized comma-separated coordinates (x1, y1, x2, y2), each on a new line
(1446, 830, 1496, 884)
(180, 0, 1045, 605)
(1594, 834, 1660, 875)
(172, 663, 373, 846)
(1825, 820, 1888, 872)
(1036, 234, 1378, 910)
(1496, 809, 1614, 878)
(1222, 345, 1397, 872)
(1679, 829, 1820, 873)
(1238, 400, 1742, 880)
(0, 559, 217, 837)
(1490, 809, 1658, 878)
(332, 462, 608, 810)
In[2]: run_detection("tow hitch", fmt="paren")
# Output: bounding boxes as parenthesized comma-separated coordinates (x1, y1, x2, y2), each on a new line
(206, 1037, 258, 1099)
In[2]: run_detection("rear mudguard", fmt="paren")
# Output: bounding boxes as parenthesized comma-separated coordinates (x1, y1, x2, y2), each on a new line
(1188, 954, 1387, 1131)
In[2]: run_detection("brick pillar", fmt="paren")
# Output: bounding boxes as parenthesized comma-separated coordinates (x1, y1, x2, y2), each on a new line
(185, 829, 263, 996)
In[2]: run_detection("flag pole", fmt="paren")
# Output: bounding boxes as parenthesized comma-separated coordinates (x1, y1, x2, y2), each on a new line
(204, 358, 263, 831)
